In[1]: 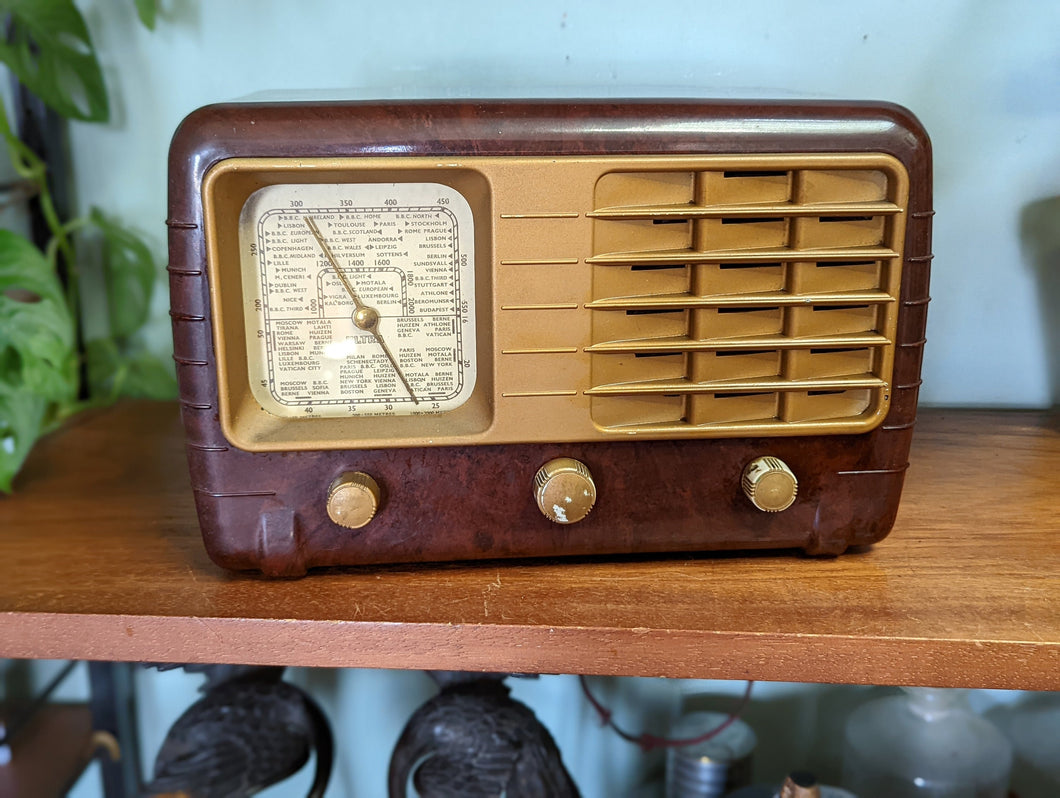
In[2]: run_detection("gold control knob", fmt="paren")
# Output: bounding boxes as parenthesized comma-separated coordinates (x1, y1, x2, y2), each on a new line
(534, 458, 596, 524)
(742, 456, 798, 512)
(326, 471, 381, 529)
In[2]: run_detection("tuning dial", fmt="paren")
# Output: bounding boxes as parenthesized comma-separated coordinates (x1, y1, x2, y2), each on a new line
(742, 456, 798, 512)
(326, 471, 381, 529)
(534, 458, 596, 524)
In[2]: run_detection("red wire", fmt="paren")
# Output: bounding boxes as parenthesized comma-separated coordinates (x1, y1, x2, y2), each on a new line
(578, 675, 754, 753)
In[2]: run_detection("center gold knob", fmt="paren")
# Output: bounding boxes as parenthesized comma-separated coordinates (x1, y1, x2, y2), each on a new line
(326, 471, 381, 529)
(742, 456, 798, 512)
(534, 458, 596, 524)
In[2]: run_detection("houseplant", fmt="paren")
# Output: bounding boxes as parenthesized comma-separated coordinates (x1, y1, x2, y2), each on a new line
(0, 0, 171, 491)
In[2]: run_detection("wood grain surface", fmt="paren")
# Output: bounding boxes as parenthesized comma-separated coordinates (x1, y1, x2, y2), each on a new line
(0, 401, 1056, 689)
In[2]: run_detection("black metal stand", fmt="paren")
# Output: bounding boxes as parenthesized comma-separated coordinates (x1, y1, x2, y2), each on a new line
(87, 662, 143, 798)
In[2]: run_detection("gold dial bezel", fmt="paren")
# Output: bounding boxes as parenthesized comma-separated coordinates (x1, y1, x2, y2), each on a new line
(202, 158, 495, 452)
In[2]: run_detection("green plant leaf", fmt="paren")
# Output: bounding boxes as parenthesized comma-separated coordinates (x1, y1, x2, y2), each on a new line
(119, 350, 176, 398)
(90, 209, 155, 339)
(86, 337, 176, 401)
(0, 0, 109, 122)
(134, 0, 157, 30)
(84, 336, 120, 400)
(0, 229, 77, 401)
(0, 101, 46, 186)
(0, 381, 46, 492)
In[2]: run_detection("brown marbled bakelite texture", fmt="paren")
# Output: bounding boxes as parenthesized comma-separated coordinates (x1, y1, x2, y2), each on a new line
(168, 100, 932, 576)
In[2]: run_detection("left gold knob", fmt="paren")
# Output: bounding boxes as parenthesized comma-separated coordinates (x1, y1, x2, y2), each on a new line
(326, 472, 381, 529)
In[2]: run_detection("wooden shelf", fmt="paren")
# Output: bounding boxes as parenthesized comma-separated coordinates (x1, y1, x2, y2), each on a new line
(0, 402, 1056, 690)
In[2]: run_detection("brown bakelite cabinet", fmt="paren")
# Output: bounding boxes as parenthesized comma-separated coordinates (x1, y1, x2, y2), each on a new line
(167, 100, 932, 576)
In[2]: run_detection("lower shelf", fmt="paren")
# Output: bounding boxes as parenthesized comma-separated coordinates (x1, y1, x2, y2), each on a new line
(0, 402, 1057, 689)
(0, 704, 94, 798)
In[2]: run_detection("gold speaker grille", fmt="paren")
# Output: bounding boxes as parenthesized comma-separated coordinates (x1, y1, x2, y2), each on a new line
(586, 159, 908, 434)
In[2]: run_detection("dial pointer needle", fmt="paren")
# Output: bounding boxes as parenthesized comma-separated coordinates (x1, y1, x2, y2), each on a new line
(305, 216, 419, 404)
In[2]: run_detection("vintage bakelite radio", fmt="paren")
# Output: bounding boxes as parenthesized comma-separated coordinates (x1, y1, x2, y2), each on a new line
(168, 100, 932, 576)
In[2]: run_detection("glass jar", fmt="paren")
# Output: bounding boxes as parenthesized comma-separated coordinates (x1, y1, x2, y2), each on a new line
(841, 688, 1012, 797)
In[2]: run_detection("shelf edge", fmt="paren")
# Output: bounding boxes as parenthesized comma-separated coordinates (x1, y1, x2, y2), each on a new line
(2, 612, 1056, 691)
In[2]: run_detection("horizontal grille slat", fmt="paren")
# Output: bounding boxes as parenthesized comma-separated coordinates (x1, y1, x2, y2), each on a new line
(586, 290, 894, 311)
(585, 373, 888, 396)
(594, 416, 883, 435)
(586, 333, 891, 354)
(587, 200, 902, 220)
(586, 245, 899, 266)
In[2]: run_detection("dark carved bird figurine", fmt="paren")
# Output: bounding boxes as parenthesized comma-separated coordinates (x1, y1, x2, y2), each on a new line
(141, 665, 333, 798)
(388, 674, 580, 798)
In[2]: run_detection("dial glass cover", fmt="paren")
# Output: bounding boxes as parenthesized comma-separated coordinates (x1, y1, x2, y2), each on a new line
(238, 182, 476, 418)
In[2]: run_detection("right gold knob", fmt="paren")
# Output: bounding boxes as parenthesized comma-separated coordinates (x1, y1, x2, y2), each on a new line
(534, 457, 597, 524)
(742, 456, 798, 512)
